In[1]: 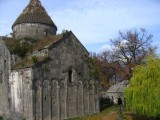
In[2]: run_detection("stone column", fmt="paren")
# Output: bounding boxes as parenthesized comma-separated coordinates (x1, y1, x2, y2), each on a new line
(93, 84, 95, 113)
(39, 81, 42, 120)
(48, 84, 51, 120)
(57, 83, 60, 120)
(30, 84, 36, 120)
(59, 81, 67, 119)
(95, 83, 100, 113)
(77, 81, 84, 116)
(42, 80, 50, 120)
(83, 82, 89, 115)
(51, 80, 60, 120)
(89, 82, 95, 114)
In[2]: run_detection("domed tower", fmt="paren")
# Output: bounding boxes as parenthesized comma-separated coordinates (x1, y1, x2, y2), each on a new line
(12, 0, 57, 39)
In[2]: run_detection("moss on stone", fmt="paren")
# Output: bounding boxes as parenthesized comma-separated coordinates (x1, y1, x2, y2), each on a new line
(12, 56, 49, 70)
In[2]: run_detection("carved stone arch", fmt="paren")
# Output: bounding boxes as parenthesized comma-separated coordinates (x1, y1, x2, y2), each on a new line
(89, 80, 95, 85)
(77, 80, 82, 88)
(67, 66, 77, 83)
(88, 81, 95, 91)
(83, 81, 88, 89)
(60, 81, 65, 89)
(52, 80, 59, 88)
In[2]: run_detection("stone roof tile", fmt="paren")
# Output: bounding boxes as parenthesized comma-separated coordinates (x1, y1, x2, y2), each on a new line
(12, 0, 57, 29)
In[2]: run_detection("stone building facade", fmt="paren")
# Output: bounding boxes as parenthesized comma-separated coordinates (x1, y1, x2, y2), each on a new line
(0, 0, 99, 120)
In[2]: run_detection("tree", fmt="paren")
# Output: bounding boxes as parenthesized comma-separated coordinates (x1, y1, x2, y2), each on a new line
(111, 28, 156, 80)
(125, 56, 160, 118)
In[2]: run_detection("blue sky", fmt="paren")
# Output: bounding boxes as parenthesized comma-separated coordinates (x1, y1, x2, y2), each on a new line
(0, 0, 160, 53)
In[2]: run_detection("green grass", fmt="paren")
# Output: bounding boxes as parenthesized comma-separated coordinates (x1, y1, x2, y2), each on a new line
(0, 116, 3, 120)
(67, 105, 118, 120)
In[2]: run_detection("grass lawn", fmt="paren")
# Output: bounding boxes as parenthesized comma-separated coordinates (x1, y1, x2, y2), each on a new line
(1, 106, 157, 120)
(68, 105, 123, 120)
(67, 105, 156, 120)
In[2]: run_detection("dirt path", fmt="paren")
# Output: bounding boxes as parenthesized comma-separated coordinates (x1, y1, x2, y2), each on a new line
(101, 112, 117, 120)
(101, 112, 134, 120)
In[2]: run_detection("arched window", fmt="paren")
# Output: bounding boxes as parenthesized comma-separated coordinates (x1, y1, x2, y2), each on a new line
(44, 29, 48, 37)
(68, 70, 72, 83)
(4, 60, 6, 69)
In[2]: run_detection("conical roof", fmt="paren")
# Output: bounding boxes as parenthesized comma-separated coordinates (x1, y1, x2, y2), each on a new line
(12, 0, 57, 29)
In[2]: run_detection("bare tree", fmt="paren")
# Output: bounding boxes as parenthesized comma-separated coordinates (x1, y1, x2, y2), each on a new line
(111, 28, 157, 79)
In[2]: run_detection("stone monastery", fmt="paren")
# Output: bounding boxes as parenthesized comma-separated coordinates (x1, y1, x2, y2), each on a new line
(0, 0, 99, 120)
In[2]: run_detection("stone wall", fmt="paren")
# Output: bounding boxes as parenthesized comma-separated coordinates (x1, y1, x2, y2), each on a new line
(13, 23, 57, 39)
(0, 37, 11, 117)
(0, 33, 100, 120)
(30, 79, 99, 120)
(30, 34, 100, 120)
(9, 68, 33, 120)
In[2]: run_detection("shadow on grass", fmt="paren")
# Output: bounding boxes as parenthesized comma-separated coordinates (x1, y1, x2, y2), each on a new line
(0, 116, 3, 120)
(125, 113, 160, 120)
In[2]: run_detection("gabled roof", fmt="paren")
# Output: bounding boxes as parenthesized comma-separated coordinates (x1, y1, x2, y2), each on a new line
(12, 0, 57, 29)
(3, 31, 88, 54)
(2, 31, 89, 70)
(2, 33, 64, 53)
(107, 80, 129, 93)
(32, 34, 63, 51)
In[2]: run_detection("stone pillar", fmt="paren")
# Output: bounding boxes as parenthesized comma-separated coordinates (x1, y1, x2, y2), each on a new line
(83, 82, 89, 115)
(77, 81, 84, 116)
(51, 80, 60, 120)
(93, 84, 95, 113)
(59, 81, 67, 119)
(67, 83, 77, 118)
(42, 80, 50, 120)
(39, 81, 43, 120)
(89, 82, 95, 114)
(95, 84, 100, 113)
(30, 86, 36, 120)
(48, 84, 51, 120)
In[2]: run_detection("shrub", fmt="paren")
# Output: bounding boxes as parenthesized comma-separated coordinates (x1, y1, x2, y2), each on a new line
(32, 56, 38, 63)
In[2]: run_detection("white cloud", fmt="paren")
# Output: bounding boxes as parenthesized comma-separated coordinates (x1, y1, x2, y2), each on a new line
(0, 0, 160, 53)
(48, 0, 160, 46)
(99, 44, 112, 53)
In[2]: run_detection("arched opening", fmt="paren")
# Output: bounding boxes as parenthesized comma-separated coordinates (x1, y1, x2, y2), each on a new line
(44, 96, 47, 101)
(4, 60, 6, 69)
(68, 70, 72, 83)
(44, 29, 48, 37)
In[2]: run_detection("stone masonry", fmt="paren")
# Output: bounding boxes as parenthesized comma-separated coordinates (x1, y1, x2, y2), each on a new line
(0, 0, 99, 120)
